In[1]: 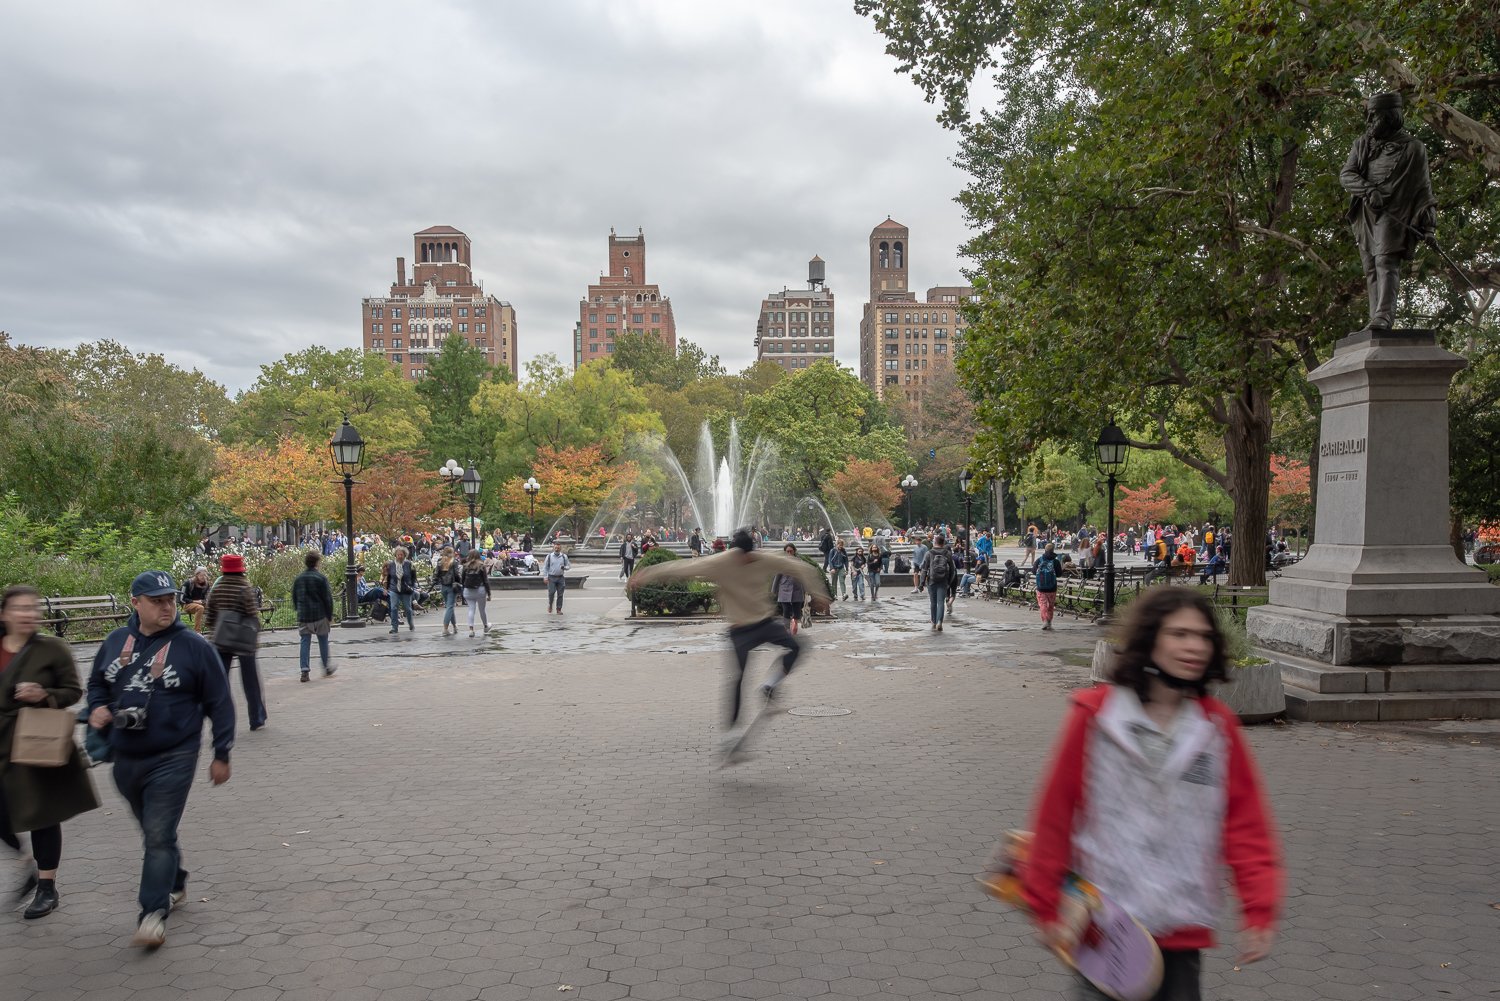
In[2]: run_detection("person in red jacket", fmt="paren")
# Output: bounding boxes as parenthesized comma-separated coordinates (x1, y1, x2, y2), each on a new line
(1021, 587, 1283, 1000)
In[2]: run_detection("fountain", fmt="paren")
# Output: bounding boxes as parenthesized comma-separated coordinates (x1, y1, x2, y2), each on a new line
(583, 419, 781, 542)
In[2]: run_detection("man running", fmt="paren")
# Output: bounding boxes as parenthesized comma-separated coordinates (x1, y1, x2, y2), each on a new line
(628, 529, 830, 732)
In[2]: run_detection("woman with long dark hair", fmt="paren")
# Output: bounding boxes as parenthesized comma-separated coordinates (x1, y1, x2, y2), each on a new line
(0, 585, 100, 919)
(1019, 588, 1283, 1000)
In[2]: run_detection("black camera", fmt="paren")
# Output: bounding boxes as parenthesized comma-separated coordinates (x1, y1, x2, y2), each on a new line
(115, 706, 149, 731)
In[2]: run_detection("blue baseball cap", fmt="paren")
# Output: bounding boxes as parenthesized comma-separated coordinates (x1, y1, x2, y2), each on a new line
(130, 571, 178, 598)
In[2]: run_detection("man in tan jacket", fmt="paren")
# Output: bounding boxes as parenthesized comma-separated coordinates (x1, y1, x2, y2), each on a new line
(629, 529, 830, 727)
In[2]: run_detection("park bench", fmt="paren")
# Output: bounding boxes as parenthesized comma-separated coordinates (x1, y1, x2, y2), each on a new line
(40, 595, 130, 638)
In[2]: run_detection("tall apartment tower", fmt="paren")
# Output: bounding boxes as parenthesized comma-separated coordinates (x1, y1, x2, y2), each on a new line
(857, 218, 973, 406)
(361, 226, 519, 379)
(575, 229, 677, 368)
(754, 256, 835, 372)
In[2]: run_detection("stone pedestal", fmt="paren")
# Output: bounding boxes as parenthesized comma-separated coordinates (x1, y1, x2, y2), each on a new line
(1247, 331, 1500, 720)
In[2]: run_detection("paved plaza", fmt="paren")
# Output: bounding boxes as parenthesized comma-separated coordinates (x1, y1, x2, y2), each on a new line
(8, 575, 1498, 1001)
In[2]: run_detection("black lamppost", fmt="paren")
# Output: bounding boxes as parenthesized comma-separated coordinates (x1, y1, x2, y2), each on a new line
(439, 458, 463, 543)
(1096, 419, 1130, 620)
(900, 474, 919, 532)
(958, 469, 974, 551)
(328, 416, 366, 628)
(523, 476, 540, 540)
(461, 462, 482, 549)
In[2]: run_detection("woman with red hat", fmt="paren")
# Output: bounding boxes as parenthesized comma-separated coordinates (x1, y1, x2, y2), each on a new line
(205, 555, 266, 731)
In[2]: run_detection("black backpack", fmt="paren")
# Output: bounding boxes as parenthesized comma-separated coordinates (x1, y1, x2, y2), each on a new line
(928, 551, 954, 585)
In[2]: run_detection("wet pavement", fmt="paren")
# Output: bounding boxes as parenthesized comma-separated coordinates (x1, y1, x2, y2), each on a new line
(12, 577, 1499, 1001)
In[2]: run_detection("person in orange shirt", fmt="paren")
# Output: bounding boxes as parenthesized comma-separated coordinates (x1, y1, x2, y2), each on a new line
(1177, 541, 1196, 566)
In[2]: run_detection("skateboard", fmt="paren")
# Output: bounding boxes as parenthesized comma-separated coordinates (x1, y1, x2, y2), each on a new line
(718, 700, 788, 767)
(977, 830, 1163, 1001)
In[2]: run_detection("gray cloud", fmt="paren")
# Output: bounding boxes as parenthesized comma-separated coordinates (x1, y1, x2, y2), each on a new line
(0, 0, 974, 392)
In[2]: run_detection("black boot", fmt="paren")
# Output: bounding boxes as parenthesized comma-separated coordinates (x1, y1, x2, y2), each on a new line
(24, 880, 58, 919)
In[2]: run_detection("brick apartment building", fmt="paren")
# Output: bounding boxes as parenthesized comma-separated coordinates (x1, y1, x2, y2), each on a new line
(753, 256, 835, 373)
(574, 229, 677, 368)
(361, 226, 518, 379)
(857, 218, 973, 407)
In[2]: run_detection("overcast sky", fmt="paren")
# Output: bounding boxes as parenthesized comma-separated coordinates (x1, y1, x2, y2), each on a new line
(0, 1, 975, 394)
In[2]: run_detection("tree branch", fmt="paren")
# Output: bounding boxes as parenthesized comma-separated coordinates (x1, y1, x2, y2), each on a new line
(1234, 221, 1333, 271)
(1124, 418, 1232, 491)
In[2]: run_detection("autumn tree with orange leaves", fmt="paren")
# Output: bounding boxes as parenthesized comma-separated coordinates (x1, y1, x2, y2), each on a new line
(499, 444, 637, 539)
(1268, 454, 1312, 530)
(825, 458, 903, 526)
(354, 452, 466, 537)
(1115, 478, 1176, 527)
(209, 438, 339, 532)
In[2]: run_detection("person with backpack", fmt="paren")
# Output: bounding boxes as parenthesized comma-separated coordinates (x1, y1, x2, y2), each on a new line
(1033, 542, 1065, 631)
(383, 547, 417, 634)
(291, 551, 335, 681)
(1018, 588, 1282, 998)
(925, 535, 957, 631)
(828, 539, 850, 600)
(459, 552, 490, 636)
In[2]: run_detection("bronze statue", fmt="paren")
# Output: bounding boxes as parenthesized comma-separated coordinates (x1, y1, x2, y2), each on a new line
(1339, 92, 1436, 331)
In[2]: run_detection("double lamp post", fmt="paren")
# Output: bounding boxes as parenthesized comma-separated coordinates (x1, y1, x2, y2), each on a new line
(440, 459, 483, 548)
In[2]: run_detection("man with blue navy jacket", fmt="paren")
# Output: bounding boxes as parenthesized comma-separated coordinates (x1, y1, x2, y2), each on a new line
(87, 570, 235, 949)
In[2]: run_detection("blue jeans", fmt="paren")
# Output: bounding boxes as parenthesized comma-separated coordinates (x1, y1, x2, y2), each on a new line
(547, 577, 566, 610)
(851, 571, 865, 598)
(389, 592, 414, 630)
(112, 747, 197, 919)
(867, 570, 881, 598)
(959, 572, 976, 596)
(442, 585, 458, 630)
(299, 629, 330, 673)
(929, 583, 949, 624)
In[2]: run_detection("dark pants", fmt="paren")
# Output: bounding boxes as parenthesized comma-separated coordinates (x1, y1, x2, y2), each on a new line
(726, 617, 801, 725)
(1359, 245, 1402, 329)
(0, 794, 62, 869)
(1071, 949, 1200, 1001)
(620, 558, 635, 578)
(218, 649, 265, 728)
(547, 577, 566, 610)
(112, 748, 196, 919)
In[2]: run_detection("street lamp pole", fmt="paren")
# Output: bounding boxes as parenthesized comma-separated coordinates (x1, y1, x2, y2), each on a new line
(461, 462, 483, 551)
(958, 469, 974, 550)
(900, 474, 919, 533)
(328, 416, 367, 628)
(1095, 419, 1130, 620)
(523, 476, 540, 541)
(439, 458, 462, 544)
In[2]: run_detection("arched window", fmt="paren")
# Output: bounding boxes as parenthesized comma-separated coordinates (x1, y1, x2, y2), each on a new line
(894, 242, 904, 268)
(878, 241, 889, 269)
(624, 266, 631, 279)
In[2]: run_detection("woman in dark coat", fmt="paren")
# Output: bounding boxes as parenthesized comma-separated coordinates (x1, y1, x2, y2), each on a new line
(0, 585, 100, 919)
(206, 553, 266, 730)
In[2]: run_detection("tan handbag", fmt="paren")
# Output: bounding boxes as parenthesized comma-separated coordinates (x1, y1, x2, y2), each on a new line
(11, 699, 76, 767)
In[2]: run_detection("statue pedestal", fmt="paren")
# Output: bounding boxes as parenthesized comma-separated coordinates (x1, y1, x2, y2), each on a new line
(1247, 331, 1500, 720)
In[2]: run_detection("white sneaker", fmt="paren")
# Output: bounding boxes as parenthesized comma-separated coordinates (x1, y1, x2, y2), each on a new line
(132, 909, 167, 948)
(170, 889, 187, 909)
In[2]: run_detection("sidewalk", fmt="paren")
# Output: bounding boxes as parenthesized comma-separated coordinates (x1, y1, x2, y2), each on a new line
(11, 582, 1496, 1000)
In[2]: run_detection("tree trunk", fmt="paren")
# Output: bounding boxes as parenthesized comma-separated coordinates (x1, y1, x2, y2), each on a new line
(1451, 512, 1467, 563)
(1225, 384, 1273, 587)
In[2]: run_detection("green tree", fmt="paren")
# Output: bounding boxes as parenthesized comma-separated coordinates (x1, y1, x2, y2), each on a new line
(228, 346, 429, 455)
(416, 334, 511, 468)
(1451, 340, 1500, 554)
(610, 332, 726, 392)
(740, 361, 908, 498)
(859, 0, 1499, 585)
(471, 355, 665, 487)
